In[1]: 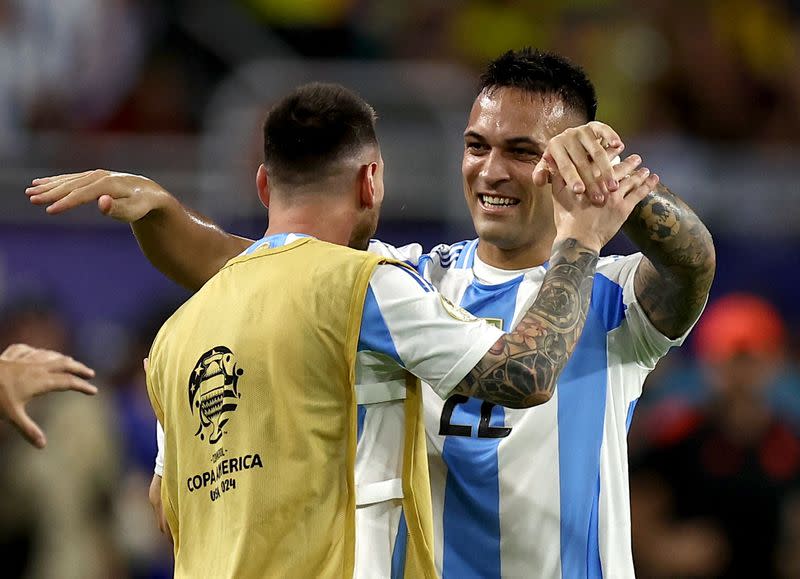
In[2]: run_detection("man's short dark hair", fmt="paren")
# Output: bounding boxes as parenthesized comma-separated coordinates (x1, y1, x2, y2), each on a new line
(263, 82, 378, 185)
(480, 48, 597, 122)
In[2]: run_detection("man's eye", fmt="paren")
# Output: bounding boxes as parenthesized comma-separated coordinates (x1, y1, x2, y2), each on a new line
(466, 142, 488, 152)
(512, 148, 536, 157)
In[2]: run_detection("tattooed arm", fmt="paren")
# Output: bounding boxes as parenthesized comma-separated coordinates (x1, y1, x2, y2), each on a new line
(452, 157, 659, 408)
(452, 238, 597, 408)
(623, 183, 716, 339)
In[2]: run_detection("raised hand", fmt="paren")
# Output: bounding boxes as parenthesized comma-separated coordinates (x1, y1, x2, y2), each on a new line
(532, 121, 625, 204)
(551, 153, 660, 253)
(0, 344, 97, 448)
(26, 169, 168, 222)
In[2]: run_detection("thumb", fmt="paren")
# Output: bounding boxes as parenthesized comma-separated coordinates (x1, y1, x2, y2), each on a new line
(532, 158, 550, 186)
(97, 194, 115, 216)
(11, 407, 47, 448)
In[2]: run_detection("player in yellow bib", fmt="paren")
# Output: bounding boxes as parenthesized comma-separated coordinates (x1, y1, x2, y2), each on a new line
(29, 82, 650, 578)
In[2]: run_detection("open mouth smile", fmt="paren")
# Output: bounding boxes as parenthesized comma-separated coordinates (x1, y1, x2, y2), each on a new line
(478, 194, 520, 210)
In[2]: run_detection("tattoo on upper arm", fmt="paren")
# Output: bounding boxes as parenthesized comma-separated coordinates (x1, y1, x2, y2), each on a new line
(624, 183, 716, 339)
(453, 238, 598, 408)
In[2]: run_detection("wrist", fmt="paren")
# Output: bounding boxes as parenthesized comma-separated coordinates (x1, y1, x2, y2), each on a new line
(552, 235, 601, 256)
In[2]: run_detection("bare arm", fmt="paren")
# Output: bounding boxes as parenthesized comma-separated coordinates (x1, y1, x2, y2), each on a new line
(453, 156, 659, 408)
(130, 191, 251, 290)
(27, 170, 252, 291)
(623, 183, 716, 339)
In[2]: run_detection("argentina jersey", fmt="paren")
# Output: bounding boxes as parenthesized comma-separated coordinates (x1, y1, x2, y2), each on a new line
(368, 238, 689, 579)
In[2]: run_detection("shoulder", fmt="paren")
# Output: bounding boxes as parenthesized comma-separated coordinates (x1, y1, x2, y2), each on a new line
(423, 240, 473, 270)
(368, 239, 424, 263)
(596, 253, 643, 282)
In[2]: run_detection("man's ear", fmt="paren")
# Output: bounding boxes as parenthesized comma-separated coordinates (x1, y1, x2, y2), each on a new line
(256, 164, 270, 209)
(358, 162, 378, 209)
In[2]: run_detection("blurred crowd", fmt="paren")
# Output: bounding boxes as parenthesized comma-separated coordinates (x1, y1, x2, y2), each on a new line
(1, 0, 800, 577)
(1, 0, 799, 141)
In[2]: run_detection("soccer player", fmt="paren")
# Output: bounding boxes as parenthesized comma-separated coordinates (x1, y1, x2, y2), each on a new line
(29, 81, 653, 578)
(0, 343, 97, 448)
(28, 50, 711, 578)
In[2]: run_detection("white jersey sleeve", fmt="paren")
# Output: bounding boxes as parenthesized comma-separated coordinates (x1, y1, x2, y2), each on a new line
(359, 262, 504, 399)
(155, 421, 164, 476)
(599, 253, 701, 370)
(367, 239, 424, 264)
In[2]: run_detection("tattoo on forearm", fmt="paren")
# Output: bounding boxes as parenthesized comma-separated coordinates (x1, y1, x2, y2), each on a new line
(624, 183, 715, 338)
(454, 238, 598, 408)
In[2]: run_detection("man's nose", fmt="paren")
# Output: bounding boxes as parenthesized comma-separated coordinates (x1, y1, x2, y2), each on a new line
(478, 149, 510, 185)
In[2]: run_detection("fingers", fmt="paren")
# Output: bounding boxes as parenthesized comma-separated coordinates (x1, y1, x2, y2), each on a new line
(51, 356, 96, 380)
(624, 173, 660, 207)
(38, 370, 98, 396)
(563, 137, 605, 202)
(587, 121, 623, 152)
(8, 406, 47, 449)
(29, 173, 113, 214)
(577, 129, 619, 193)
(29, 171, 94, 187)
(617, 167, 652, 197)
(26, 171, 98, 203)
(45, 182, 111, 215)
(544, 145, 585, 195)
(612, 155, 643, 182)
(532, 157, 550, 187)
(538, 123, 626, 204)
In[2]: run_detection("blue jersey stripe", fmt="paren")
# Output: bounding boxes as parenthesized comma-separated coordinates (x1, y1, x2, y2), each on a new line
(557, 274, 625, 579)
(454, 239, 478, 269)
(357, 286, 403, 364)
(357, 404, 367, 442)
(391, 510, 408, 579)
(441, 278, 522, 578)
(625, 399, 638, 433)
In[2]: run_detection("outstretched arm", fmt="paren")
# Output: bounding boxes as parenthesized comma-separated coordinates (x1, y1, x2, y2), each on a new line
(623, 184, 715, 339)
(453, 156, 659, 408)
(27, 170, 252, 290)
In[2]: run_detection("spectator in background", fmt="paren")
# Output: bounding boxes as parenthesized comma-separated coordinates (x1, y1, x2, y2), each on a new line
(631, 293, 800, 578)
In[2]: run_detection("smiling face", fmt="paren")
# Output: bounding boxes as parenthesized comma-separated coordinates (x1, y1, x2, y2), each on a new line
(462, 87, 587, 264)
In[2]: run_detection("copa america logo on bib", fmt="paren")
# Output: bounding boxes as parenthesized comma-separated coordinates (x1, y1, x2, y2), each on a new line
(188, 346, 244, 444)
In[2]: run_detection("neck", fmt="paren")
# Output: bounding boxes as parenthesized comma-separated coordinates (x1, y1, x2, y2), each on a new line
(264, 200, 354, 247)
(476, 237, 554, 270)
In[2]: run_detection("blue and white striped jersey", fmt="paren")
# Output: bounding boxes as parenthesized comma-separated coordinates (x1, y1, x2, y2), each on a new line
(368, 238, 691, 579)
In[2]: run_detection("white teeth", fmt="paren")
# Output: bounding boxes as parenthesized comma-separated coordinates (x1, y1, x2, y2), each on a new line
(480, 195, 519, 206)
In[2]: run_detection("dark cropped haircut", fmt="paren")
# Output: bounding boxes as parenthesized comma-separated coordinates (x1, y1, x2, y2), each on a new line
(263, 83, 378, 185)
(480, 48, 597, 122)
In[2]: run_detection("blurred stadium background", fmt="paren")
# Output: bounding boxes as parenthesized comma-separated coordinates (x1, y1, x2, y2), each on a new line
(1, 0, 799, 577)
